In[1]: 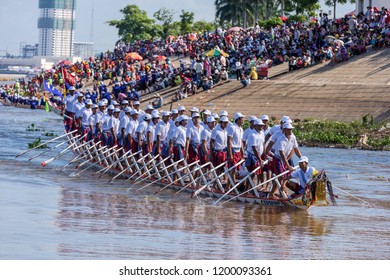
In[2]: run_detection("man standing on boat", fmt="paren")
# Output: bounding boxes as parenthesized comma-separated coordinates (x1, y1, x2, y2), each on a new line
(78, 99, 93, 136)
(210, 116, 229, 175)
(135, 113, 151, 155)
(226, 112, 245, 190)
(64, 86, 78, 132)
(283, 156, 318, 198)
(146, 112, 160, 155)
(154, 111, 171, 158)
(186, 112, 204, 164)
(101, 105, 114, 146)
(74, 93, 85, 131)
(269, 122, 300, 198)
(242, 115, 257, 149)
(107, 108, 121, 147)
(200, 116, 216, 168)
(126, 109, 139, 152)
(169, 115, 189, 163)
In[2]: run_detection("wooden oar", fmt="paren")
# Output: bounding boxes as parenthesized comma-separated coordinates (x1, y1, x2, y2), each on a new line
(60, 140, 101, 171)
(75, 143, 110, 168)
(153, 160, 200, 195)
(74, 146, 122, 176)
(173, 162, 212, 196)
(192, 159, 244, 198)
(131, 156, 172, 186)
(109, 153, 158, 184)
(133, 158, 184, 192)
(16, 129, 77, 158)
(220, 166, 298, 205)
(40, 134, 84, 166)
(96, 149, 133, 176)
(213, 161, 265, 205)
(28, 137, 71, 161)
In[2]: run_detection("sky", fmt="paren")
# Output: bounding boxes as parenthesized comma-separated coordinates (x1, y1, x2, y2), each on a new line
(0, 0, 355, 56)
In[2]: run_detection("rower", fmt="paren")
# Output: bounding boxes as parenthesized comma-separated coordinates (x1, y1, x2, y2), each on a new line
(210, 116, 229, 176)
(260, 114, 270, 135)
(87, 104, 99, 141)
(188, 107, 199, 127)
(265, 115, 291, 143)
(74, 93, 85, 130)
(242, 115, 257, 149)
(107, 108, 121, 147)
(119, 100, 129, 120)
(201, 109, 211, 129)
(185, 112, 204, 178)
(169, 109, 179, 127)
(200, 116, 216, 170)
(135, 113, 151, 155)
(64, 86, 78, 132)
(283, 156, 318, 198)
(169, 115, 189, 164)
(178, 105, 186, 116)
(139, 104, 153, 123)
(146, 111, 160, 155)
(79, 99, 93, 136)
(226, 112, 245, 190)
(269, 122, 300, 198)
(154, 111, 171, 158)
(133, 101, 143, 116)
(119, 107, 131, 147)
(245, 119, 266, 191)
(125, 109, 139, 152)
(101, 105, 114, 146)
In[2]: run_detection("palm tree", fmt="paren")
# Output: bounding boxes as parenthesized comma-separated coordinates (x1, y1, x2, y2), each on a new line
(215, 0, 254, 28)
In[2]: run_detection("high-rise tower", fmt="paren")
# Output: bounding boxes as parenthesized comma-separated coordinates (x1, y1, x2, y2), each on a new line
(38, 0, 76, 57)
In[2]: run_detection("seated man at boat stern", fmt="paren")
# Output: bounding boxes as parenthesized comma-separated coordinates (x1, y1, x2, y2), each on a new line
(283, 156, 318, 197)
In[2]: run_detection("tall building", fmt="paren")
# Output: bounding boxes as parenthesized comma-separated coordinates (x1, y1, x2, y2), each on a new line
(37, 0, 76, 57)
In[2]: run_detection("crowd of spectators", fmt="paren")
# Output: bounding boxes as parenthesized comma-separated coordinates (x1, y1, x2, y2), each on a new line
(1, 5, 389, 108)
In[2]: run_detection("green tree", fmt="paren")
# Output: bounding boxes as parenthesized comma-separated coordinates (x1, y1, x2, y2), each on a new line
(153, 8, 175, 39)
(107, 5, 162, 43)
(192, 21, 217, 33)
(325, 0, 355, 19)
(179, 10, 195, 34)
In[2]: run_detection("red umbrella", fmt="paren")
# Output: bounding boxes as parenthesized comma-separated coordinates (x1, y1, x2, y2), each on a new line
(280, 16, 288, 21)
(228, 26, 243, 32)
(125, 52, 143, 61)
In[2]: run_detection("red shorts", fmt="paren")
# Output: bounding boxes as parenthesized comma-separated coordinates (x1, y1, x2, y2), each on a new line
(213, 150, 227, 171)
(188, 144, 200, 163)
(173, 146, 184, 162)
(228, 151, 243, 170)
(131, 139, 140, 154)
(270, 156, 289, 179)
(199, 148, 210, 165)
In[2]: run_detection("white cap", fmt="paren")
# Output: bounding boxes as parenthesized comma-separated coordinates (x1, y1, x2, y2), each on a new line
(101, 98, 108, 105)
(254, 119, 264, 126)
(261, 114, 269, 121)
(203, 109, 211, 115)
(85, 99, 93, 105)
(233, 112, 244, 121)
(124, 107, 132, 113)
(283, 122, 294, 129)
(146, 104, 153, 110)
(212, 113, 219, 119)
(69, 86, 76, 91)
(220, 110, 228, 116)
(162, 111, 171, 117)
(98, 101, 104, 107)
(130, 109, 139, 115)
(77, 93, 84, 97)
(207, 116, 216, 123)
(299, 156, 309, 163)
(133, 101, 140, 105)
(143, 113, 152, 120)
(171, 109, 178, 114)
(190, 107, 199, 112)
(113, 108, 121, 113)
(192, 112, 200, 118)
(178, 105, 186, 111)
(220, 116, 229, 122)
(152, 112, 160, 118)
(281, 116, 291, 123)
(249, 115, 257, 122)
(107, 105, 114, 110)
(121, 100, 129, 105)
(92, 104, 98, 109)
(112, 100, 119, 106)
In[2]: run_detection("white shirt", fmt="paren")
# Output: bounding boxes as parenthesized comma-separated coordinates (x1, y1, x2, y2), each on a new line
(65, 94, 78, 113)
(266, 124, 281, 137)
(227, 123, 243, 149)
(211, 125, 227, 151)
(291, 166, 318, 187)
(155, 121, 170, 143)
(273, 134, 298, 160)
(101, 114, 112, 131)
(94, 110, 105, 126)
(200, 126, 212, 149)
(74, 102, 85, 119)
(108, 116, 120, 135)
(88, 113, 97, 127)
(134, 121, 149, 142)
(146, 123, 157, 143)
(171, 125, 187, 147)
(120, 114, 130, 131)
(186, 124, 204, 144)
(81, 108, 92, 127)
(243, 127, 254, 144)
(126, 119, 139, 138)
(246, 130, 264, 155)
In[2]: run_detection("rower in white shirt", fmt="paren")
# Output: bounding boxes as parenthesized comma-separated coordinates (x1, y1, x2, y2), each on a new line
(169, 115, 189, 164)
(119, 107, 131, 147)
(200, 116, 216, 168)
(79, 99, 93, 134)
(210, 116, 229, 174)
(154, 111, 171, 157)
(125, 109, 139, 152)
(134, 113, 151, 155)
(185, 112, 204, 164)
(101, 105, 114, 145)
(107, 108, 121, 146)
(146, 111, 160, 155)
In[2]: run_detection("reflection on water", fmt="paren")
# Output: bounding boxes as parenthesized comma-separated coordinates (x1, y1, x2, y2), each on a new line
(0, 107, 389, 259)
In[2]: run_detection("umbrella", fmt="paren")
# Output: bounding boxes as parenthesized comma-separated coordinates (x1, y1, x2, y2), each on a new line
(125, 52, 143, 61)
(228, 26, 243, 32)
(325, 35, 336, 42)
(334, 39, 345, 46)
(205, 49, 229, 58)
(58, 60, 71, 66)
(153, 55, 167, 61)
(280, 16, 288, 21)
